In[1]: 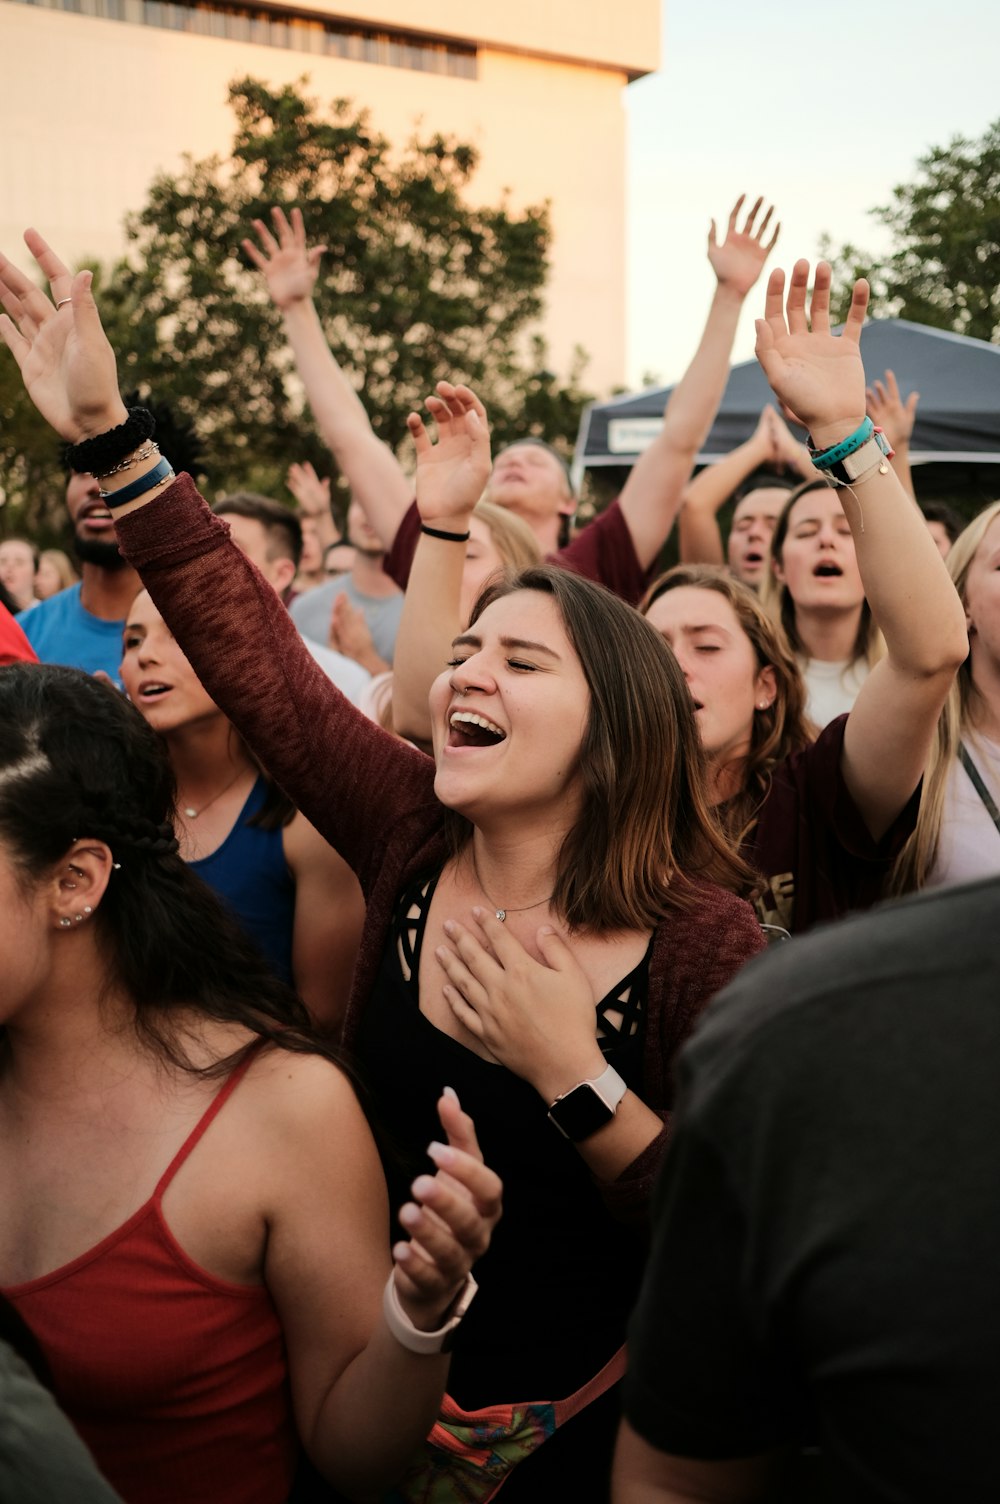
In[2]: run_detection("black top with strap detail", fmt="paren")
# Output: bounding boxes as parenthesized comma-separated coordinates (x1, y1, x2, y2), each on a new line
(355, 871, 652, 1407)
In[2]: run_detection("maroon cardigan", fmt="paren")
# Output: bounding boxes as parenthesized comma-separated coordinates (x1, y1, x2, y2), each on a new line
(116, 475, 765, 1219)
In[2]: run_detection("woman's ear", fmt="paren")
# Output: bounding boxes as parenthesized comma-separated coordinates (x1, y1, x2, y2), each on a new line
(52, 841, 114, 931)
(754, 665, 778, 711)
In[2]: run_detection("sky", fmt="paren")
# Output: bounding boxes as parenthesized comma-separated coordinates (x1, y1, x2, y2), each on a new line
(625, 0, 1000, 389)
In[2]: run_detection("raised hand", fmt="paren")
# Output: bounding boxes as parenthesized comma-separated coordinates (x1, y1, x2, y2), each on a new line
(391, 1088, 502, 1325)
(407, 382, 492, 525)
(866, 368, 919, 450)
(755, 260, 869, 449)
(243, 206, 326, 312)
(436, 911, 606, 1103)
(770, 405, 814, 476)
(0, 230, 127, 441)
(708, 195, 780, 299)
(287, 460, 332, 518)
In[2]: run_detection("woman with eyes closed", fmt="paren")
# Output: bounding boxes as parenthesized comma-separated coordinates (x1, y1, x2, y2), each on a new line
(639, 262, 968, 937)
(760, 474, 886, 726)
(119, 588, 365, 1032)
(0, 231, 767, 1501)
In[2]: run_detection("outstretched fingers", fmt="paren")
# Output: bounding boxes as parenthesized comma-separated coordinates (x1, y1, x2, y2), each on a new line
(809, 261, 832, 334)
(843, 276, 870, 343)
(785, 259, 810, 335)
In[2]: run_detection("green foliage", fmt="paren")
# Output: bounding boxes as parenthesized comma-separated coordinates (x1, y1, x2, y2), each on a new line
(823, 119, 1000, 340)
(2, 78, 593, 525)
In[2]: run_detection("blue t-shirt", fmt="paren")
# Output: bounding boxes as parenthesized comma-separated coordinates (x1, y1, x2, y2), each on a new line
(18, 584, 125, 681)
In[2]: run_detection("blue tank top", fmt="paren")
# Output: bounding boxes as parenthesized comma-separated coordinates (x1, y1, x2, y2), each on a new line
(187, 777, 295, 985)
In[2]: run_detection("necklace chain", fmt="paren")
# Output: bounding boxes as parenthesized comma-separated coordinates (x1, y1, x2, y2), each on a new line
(470, 850, 552, 924)
(180, 766, 249, 820)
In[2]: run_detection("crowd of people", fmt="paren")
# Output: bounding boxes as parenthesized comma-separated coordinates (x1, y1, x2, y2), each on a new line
(0, 193, 996, 1504)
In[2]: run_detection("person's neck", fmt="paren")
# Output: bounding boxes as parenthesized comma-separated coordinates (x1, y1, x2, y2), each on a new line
(78, 562, 141, 621)
(466, 821, 569, 913)
(525, 514, 563, 556)
(707, 750, 751, 807)
(166, 721, 254, 805)
(794, 603, 862, 663)
(353, 551, 399, 598)
(967, 648, 1000, 742)
(2, 948, 143, 1108)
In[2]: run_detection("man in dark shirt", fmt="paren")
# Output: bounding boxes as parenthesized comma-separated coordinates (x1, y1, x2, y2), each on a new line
(615, 876, 1000, 1503)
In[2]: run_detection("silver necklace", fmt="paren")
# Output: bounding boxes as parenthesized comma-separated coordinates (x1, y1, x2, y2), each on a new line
(471, 850, 553, 923)
(180, 766, 248, 820)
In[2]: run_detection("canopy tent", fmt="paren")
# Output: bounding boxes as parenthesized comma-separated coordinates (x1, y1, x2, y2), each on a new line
(572, 319, 1000, 490)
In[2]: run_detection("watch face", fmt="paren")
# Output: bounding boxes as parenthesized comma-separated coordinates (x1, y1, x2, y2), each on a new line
(548, 1082, 615, 1142)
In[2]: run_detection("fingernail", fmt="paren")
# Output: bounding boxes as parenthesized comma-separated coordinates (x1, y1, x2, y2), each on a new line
(443, 1085, 460, 1105)
(471, 906, 483, 919)
(399, 1202, 420, 1227)
(443, 919, 456, 936)
(412, 1175, 435, 1198)
(427, 1140, 454, 1166)
(539, 925, 554, 935)
(394, 1241, 412, 1262)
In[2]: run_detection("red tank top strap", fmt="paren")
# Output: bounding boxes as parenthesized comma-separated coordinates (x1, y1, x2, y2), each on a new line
(152, 1040, 266, 1203)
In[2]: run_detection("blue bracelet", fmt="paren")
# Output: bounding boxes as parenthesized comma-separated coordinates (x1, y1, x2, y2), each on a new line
(810, 417, 873, 470)
(101, 456, 175, 506)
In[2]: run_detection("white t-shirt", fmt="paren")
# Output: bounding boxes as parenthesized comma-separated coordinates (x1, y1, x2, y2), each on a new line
(801, 657, 870, 729)
(925, 735, 1000, 891)
(302, 634, 371, 707)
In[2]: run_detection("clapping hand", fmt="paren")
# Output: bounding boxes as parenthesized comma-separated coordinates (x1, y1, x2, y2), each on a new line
(392, 1088, 502, 1326)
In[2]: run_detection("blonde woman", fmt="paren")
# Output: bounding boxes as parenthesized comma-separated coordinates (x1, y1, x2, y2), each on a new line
(35, 546, 79, 599)
(893, 500, 1000, 892)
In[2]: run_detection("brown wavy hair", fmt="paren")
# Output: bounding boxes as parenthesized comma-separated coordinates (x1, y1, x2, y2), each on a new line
(443, 565, 757, 929)
(640, 565, 815, 846)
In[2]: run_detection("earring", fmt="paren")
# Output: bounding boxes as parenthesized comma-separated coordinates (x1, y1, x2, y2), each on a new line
(83, 905, 93, 915)
(73, 913, 85, 923)
(112, 862, 122, 871)
(65, 881, 78, 890)
(59, 916, 71, 928)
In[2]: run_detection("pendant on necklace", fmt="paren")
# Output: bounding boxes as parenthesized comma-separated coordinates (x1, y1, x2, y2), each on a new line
(495, 909, 506, 922)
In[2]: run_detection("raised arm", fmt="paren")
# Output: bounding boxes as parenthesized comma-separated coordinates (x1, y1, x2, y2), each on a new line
(619, 196, 779, 569)
(756, 262, 967, 839)
(678, 407, 778, 566)
(865, 367, 919, 501)
(0, 229, 436, 879)
(391, 383, 493, 746)
(244, 207, 413, 549)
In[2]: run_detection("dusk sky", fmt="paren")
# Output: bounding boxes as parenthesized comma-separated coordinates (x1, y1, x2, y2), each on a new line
(625, 0, 1000, 389)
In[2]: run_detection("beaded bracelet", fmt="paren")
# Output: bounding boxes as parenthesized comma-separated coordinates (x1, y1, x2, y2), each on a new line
(65, 407, 156, 476)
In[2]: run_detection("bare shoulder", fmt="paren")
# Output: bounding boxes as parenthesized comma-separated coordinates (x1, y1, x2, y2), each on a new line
(242, 1045, 366, 1136)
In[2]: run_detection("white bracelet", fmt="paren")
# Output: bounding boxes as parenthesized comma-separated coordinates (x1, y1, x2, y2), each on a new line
(382, 1271, 478, 1355)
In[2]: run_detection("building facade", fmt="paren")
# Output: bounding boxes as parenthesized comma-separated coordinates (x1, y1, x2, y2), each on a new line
(2, 1, 659, 394)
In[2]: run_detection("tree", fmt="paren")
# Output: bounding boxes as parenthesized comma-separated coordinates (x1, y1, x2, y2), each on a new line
(103, 77, 590, 494)
(0, 78, 592, 527)
(824, 118, 1000, 340)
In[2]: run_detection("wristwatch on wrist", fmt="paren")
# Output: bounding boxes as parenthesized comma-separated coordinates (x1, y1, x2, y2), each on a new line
(828, 426, 893, 482)
(547, 1062, 627, 1142)
(382, 1270, 478, 1355)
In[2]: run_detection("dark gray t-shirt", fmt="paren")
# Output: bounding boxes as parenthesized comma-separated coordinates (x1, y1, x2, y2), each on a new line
(290, 575, 403, 665)
(625, 876, 1000, 1501)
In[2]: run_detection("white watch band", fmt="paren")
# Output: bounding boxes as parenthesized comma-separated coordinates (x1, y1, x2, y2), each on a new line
(382, 1271, 478, 1355)
(841, 434, 891, 480)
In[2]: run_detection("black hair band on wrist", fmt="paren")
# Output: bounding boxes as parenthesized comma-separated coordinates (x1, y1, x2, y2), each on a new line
(65, 407, 156, 476)
(420, 523, 471, 542)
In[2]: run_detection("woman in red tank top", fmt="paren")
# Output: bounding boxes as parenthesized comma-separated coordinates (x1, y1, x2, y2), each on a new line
(0, 662, 500, 1504)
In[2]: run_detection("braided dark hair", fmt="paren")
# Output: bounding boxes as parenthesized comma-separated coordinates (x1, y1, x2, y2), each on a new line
(0, 664, 345, 1079)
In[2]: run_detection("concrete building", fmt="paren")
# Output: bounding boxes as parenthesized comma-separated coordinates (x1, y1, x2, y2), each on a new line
(2, 1, 659, 393)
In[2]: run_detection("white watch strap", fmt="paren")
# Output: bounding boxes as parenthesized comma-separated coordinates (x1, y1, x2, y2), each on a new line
(382, 1271, 478, 1355)
(588, 1061, 628, 1112)
(841, 435, 891, 480)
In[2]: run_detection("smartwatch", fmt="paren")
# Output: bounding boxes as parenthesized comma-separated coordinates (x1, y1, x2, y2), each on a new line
(547, 1062, 627, 1142)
